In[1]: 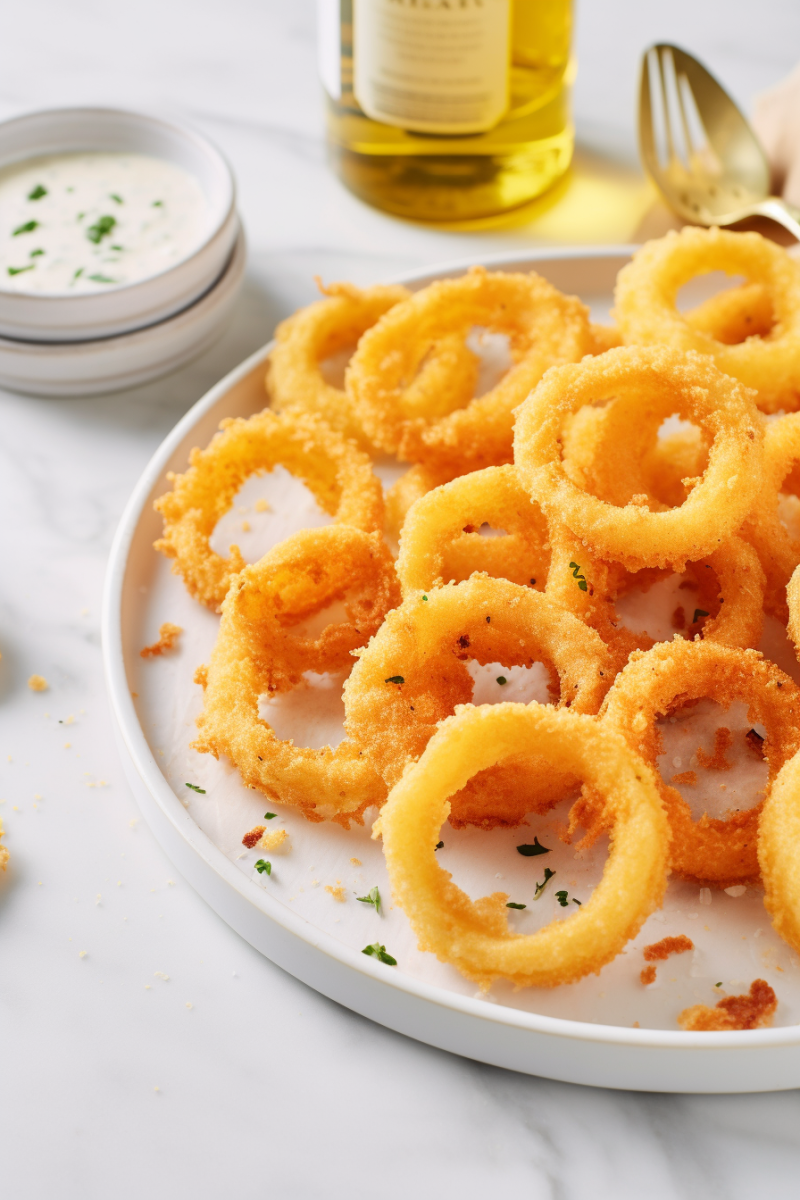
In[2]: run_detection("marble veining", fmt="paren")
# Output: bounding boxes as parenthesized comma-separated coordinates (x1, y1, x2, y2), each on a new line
(3, 2, 800, 1197)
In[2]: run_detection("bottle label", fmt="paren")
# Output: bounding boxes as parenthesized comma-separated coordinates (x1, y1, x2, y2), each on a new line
(353, 0, 511, 135)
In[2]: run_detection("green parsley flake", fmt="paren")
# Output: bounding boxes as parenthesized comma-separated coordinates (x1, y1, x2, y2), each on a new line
(110, 244, 124, 251)
(385, 675, 404, 685)
(30, 249, 44, 257)
(263, 812, 277, 820)
(555, 890, 569, 907)
(516, 837, 550, 857)
(28, 184, 47, 200)
(109, 193, 124, 204)
(422, 594, 428, 601)
(88, 274, 116, 284)
(86, 214, 116, 244)
(569, 561, 588, 591)
(434, 840, 444, 851)
(693, 609, 710, 623)
(715, 981, 723, 988)
(13, 220, 38, 236)
(255, 859, 272, 875)
(152, 200, 163, 207)
(506, 901, 526, 910)
(534, 867, 556, 900)
(362, 942, 396, 965)
(496, 675, 507, 686)
(572, 897, 582, 906)
(357, 886, 381, 913)
(73, 268, 84, 281)
(7, 265, 34, 276)
(185, 782, 206, 794)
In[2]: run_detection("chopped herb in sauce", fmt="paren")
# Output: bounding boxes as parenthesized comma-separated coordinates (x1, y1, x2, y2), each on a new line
(357, 886, 381, 912)
(517, 838, 550, 857)
(73, 268, 84, 281)
(110, 244, 124, 251)
(255, 859, 272, 875)
(13, 220, 39, 236)
(506, 901, 526, 910)
(573, 898, 582, 906)
(86, 214, 117, 244)
(7, 264, 34, 275)
(152, 199, 163, 206)
(362, 942, 396, 965)
(555, 890, 569, 907)
(185, 782, 206, 794)
(263, 812, 277, 820)
(30, 248, 44, 257)
(385, 675, 404, 685)
(496, 675, 507, 685)
(109, 193, 124, 204)
(88, 274, 116, 284)
(534, 867, 556, 900)
(28, 184, 47, 200)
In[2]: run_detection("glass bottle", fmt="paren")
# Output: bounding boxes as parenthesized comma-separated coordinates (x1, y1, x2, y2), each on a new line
(318, 0, 574, 223)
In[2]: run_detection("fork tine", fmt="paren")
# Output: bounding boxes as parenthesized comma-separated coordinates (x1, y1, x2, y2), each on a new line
(673, 68, 697, 162)
(656, 46, 678, 163)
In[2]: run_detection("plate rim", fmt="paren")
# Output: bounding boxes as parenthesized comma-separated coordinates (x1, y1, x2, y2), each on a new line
(101, 244, 800, 1060)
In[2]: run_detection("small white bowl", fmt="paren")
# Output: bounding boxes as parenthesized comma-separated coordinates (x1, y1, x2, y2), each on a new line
(0, 225, 246, 396)
(0, 107, 238, 342)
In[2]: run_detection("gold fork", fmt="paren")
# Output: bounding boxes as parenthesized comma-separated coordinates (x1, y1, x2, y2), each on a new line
(639, 43, 800, 241)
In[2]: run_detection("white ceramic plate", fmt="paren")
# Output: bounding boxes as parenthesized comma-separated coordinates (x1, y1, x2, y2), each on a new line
(102, 248, 800, 1093)
(0, 225, 245, 397)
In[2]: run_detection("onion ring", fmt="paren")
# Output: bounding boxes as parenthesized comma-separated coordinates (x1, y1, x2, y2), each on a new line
(686, 281, 773, 345)
(267, 281, 410, 448)
(347, 265, 590, 472)
(600, 639, 800, 885)
(513, 346, 764, 572)
(742, 412, 800, 621)
(759, 743, 800, 955)
(614, 228, 800, 413)
(193, 526, 399, 825)
(344, 574, 612, 827)
(378, 702, 669, 988)
(396, 465, 550, 595)
(154, 409, 384, 610)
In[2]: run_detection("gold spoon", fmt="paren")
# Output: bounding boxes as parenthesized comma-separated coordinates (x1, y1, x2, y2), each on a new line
(639, 43, 800, 241)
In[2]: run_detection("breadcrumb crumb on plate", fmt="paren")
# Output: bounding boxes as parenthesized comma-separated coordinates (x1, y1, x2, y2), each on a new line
(140, 622, 182, 658)
(325, 883, 346, 902)
(678, 979, 777, 1031)
(28, 674, 48, 691)
(259, 828, 290, 853)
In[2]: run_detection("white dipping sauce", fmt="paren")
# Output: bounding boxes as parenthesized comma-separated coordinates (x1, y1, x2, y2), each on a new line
(0, 152, 208, 294)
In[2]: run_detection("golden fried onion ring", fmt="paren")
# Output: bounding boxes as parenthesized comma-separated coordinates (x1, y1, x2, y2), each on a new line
(379, 702, 669, 988)
(344, 574, 612, 827)
(514, 346, 763, 572)
(193, 526, 399, 825)
(154, 409, 384, 610)
(347, 265, 590, 472)
(759, 741, 800, 955)
(614, 228, 800, 413)
(267, 281, 409, 448)
(396, 465, 550, 595)
(600, 640, 800, 885)
(743, 412, 800, 621)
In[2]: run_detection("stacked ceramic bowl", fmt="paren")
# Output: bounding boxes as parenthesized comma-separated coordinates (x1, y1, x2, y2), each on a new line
(0, 107, 245, 396)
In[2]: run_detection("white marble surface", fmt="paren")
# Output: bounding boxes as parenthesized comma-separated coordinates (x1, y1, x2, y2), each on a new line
(3, 3, 800, 1197)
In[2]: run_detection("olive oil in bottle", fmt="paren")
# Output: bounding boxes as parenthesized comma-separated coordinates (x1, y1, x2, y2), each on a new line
(318, 0, 574, 222)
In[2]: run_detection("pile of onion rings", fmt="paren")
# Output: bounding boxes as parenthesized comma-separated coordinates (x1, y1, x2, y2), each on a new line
(150, 229, 800, 1021)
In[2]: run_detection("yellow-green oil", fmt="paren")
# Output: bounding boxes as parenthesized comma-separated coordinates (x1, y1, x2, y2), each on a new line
(325, 0, 574, 222)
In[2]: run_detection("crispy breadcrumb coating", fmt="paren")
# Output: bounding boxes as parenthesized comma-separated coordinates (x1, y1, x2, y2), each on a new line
(140, 623, 182, 659)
